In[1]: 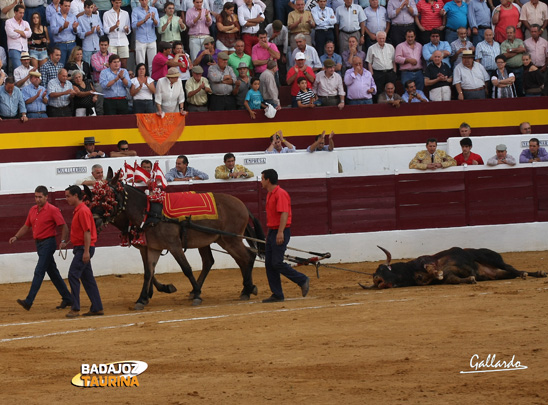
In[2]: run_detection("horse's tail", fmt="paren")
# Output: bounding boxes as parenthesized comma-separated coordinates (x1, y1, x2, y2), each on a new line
(246, 211, 265, 259)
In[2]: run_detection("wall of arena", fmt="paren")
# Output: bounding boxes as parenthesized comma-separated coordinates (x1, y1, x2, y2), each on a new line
(1, 98, 547, 163)
(1, 157, 547, 283)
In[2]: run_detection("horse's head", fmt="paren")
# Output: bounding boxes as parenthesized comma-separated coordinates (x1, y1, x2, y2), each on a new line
(89, 168, 127, 232)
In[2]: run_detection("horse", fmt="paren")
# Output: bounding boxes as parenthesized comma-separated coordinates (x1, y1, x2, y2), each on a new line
(87, 169, 265, 309)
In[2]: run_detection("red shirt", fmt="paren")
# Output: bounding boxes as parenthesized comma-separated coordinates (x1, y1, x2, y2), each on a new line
(455, 152, 484, 166)
(287, 66, 315, 96)
(24, 202, 65, 240)
(70, 202, 97, 247)
(266, 185, 292, 229)
(416, 0, 444, 31)
(151, 53, 169, 81)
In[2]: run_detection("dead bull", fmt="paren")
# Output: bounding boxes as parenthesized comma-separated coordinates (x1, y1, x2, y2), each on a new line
(361, 246, 547, 289)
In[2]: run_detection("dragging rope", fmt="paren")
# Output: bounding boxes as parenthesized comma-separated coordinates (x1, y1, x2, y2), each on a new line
(210, 248, 374, 278)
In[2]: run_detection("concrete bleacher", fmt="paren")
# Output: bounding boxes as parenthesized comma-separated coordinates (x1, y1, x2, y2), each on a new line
(0, 150, 340, 194)
(1, 132, 545, 194)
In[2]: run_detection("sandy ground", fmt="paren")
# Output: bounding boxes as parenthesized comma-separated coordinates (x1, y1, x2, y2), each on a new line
(1, 251, 548, 404)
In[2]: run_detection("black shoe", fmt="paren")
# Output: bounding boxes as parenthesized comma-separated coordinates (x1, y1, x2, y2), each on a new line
(56, 300, 72, 309)
(17, 299, 31, 311)
(300, 277, 310, 297)
(82, 310, 104, 316)
(262, 295, 284, 303)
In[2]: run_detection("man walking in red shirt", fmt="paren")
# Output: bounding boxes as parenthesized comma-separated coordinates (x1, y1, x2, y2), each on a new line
(260, 169, 309, 303)
(11, 186, 73, 311)
(61, 185, 104, 318)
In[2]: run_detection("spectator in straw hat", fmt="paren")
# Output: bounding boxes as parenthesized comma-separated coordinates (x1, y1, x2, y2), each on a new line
(453, 49, 490, 100)
(14, 52, 35, 88)
(155, 66, 186, 116)
(76, 136, 106, 159)
(22, 71, 49, 118)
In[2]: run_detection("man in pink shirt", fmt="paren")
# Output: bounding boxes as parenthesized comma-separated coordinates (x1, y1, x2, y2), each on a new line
(395, 29, 424, 91)
(151, 41, 177, 81)
(90, 35, 111, 115)
(185, 0, 212, 61)
(252, 29, 280, 74)
(5, 4, 31, 73)
(524, 24, 548, 69)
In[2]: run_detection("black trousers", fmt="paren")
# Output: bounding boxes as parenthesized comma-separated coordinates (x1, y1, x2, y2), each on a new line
(209, 94, 236, 111)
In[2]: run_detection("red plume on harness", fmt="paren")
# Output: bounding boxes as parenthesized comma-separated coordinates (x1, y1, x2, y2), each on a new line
(90, 180, 123, 217)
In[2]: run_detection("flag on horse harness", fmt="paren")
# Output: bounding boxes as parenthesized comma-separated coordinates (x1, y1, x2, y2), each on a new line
(134, 163, 151, 184)
(153, 161, 168, 189)
(124, 161, 134, 181)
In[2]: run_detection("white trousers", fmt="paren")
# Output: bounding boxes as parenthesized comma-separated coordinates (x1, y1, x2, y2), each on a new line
(429, 86, 451, 102)
(135, 40, 157, 75)
(189, 36, 207, 62)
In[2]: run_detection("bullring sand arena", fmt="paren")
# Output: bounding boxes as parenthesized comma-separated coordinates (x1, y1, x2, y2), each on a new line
(1, 251, 547, 404)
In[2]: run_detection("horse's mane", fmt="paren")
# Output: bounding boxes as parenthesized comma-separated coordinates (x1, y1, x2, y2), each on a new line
(123, 183, 147, 196)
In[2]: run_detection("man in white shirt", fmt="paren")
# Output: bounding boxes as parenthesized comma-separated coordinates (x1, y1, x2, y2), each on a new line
(312, 0, 336, 56)
(102, 0, 131, 68)
(289, 33, 322, 71)
(365, 30, 396, 101)
(238, 0, 264, 56)
(14, 51, 35, 87)
(454, 50, 490, 100)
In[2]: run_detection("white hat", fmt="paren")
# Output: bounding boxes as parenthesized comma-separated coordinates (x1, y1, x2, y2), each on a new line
(295, 52, 306, 61)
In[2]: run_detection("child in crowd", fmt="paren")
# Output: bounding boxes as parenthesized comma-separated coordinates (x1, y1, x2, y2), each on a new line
(244, 77, 267, 119)
(296, 77, 317, 108)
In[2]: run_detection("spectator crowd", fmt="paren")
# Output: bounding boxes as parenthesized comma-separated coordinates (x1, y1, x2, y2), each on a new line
(1, 0, 547, 120)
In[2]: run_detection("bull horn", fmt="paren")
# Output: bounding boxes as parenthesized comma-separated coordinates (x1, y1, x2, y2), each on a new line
(377, 246, 392, 265)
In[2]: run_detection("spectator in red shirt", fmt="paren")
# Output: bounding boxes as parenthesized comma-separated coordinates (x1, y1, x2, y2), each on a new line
(11, 185, 72, 311)
(454, 137, 484, 166)
(260, 169, 309, 303)
(61, 185, 104, 318)
(151, 41, 178, 81)
(286, 51, 315, 107)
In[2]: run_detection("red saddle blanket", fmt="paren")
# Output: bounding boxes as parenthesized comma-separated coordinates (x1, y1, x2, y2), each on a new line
(162, 192, 218, 221)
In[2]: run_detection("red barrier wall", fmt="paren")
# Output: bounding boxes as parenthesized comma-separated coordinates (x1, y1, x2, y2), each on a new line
(2, 166, 547, 254)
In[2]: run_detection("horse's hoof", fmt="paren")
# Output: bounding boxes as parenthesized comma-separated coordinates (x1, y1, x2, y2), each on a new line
(192, 298, 202, 306)
(540, 271, 547, 278)
(251, 285, 258, 296)
(240, 294, 250, 301)
(166, 284, 177, 294)
(134, 303, 145, 311)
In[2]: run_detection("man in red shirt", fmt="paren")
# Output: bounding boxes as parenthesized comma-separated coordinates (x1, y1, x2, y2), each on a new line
(61, 185, 104, 317)
(454, 137, 484, 166)
(10, 186, 73, 311)
(286, 52, 315, 107)
(260, 169, 309, 303)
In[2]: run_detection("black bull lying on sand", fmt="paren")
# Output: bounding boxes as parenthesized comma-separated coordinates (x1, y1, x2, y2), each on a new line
(360, 246, 547, 289)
